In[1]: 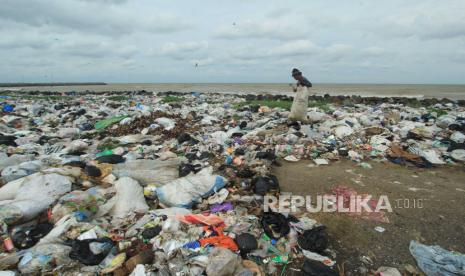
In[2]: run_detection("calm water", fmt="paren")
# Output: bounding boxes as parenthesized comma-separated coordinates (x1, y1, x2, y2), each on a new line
(3, 83, 465, 100)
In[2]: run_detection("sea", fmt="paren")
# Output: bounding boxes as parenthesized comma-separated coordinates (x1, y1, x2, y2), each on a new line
(3, 83, 465, 100)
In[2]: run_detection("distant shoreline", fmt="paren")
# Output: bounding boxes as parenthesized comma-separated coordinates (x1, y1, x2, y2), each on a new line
(0, 82, 107, 87)
(1, 83, 465, 100)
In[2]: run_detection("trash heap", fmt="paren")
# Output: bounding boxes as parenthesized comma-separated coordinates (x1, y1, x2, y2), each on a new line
(0, 91, 464, 275)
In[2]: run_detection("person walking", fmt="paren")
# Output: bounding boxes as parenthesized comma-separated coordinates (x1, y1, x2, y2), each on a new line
(289, 68, 312, 121)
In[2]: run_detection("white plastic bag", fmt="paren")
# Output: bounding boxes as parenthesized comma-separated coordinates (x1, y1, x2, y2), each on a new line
(156, 167, 226, 208)
(288, 86, 309, 121)
(154, 117, 175, 130)
(0, 177, 26, 201)
(110, 177, 149, 218)
(334, 125, 354, 139)
(0, 173, 72, 224)
(450, 131, 465, 143)
(18, 243, 72, 274)
(15, 173, 73, 204)
(112, 159, 182, 186)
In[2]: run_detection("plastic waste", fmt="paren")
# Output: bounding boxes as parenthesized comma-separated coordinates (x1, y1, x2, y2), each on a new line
(375, 266, 402, 276)
(154, 117, 176, 130)
(95, 154, 125, 164)
(0, 173, 72, 224)
(156, 167, 226, 208)
(11, 222, 53, 249)
(95, 115, 129, 130)
(410, 240, 465, 276)
(18, 243, 72, 274)
(261, 212, 290, 240)
(288, 86, 309, 121)
(436, 115, 456, 129)
(110, 177, 149, 219)
(235, 233, 258, 256)
(451, 149, 465, 162)
(126, 250, 154, 274)
(334, 125, 354, 139)
(210, 202, 234, 213)
(141, 225, 162, 239)
(51, 188, 106, 223)
(207, 188, 229, 205)
(130, 264, 147, 276)
(112, 159, 182, 186)
(206, 247, 242, 276)
(314, 159, 329, 165)
(69, 237, 115, 265)
(450, 131, 465, 143)
(2, 104, 14, 112)
(302, 259, 337, 275)
(252, 176, 280, 196)
(298, 226, 328, 254)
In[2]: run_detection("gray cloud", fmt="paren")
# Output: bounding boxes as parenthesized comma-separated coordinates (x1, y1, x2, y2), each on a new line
(214, 19, 306, 40)
(0, 0, 464, 84)
(160, 41, 208, 56)
(77, 0, 128, 4)
(375, 5, 465, 40)
(362, 47, 386, 57)
(0, 0, 188, 37)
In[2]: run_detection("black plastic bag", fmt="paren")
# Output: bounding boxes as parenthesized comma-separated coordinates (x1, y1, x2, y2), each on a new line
(297, 226, 328, 254)
(141, 225, 162, 239)
(178, 163, 202, 177)
(69, 237, 115, 265)
(237, 168, 255, 178)
(12, 223, 54, 249)
(235, 233, 258, 257)
(177, 133, 192, 144)
(95, 154, 125, 164)
(261, 212, 290, 240)
(0, 135, 17, 147)
(84, 165, 102, 177)
(256, 151, 276, 160)
(252, 175, 279, 196)
(302, 259, 337, 276)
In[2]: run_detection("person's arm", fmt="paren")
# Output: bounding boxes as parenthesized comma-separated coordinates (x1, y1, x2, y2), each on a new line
(289, 83, 297, 92)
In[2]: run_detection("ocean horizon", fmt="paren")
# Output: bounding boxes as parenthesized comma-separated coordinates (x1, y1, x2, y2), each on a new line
(2, 83, 465, 100)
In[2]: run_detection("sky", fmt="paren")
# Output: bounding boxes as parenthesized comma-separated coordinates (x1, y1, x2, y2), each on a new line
(1, 0, 465, 84)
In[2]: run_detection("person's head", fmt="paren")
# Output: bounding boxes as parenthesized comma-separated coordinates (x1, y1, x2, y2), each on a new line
(292, 68, 303, 81)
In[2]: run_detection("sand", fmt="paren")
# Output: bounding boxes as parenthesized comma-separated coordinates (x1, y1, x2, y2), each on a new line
(273, 160, 465, 274)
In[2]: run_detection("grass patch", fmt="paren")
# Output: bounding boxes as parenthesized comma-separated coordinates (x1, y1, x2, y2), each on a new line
(108, 95, 129, 101)
(12, 95, 70, 101)
(234, 100, 293, 110)
(162, 96, 185, 103)
(234, 99, 332, 112)
(232, 114, 243, 121)
(308, 100, 331, 112)
(427, 107, 447, 117)
(407, 99, 423, 108)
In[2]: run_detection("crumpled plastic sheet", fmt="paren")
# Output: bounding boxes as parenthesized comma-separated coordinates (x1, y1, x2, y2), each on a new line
(409, 240, 465, 276)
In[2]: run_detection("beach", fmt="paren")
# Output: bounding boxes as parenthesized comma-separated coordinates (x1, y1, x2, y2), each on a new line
(3, 83, 465, 100)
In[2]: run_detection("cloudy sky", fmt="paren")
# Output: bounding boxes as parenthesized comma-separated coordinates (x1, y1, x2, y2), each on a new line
(1, 0, 464, 84)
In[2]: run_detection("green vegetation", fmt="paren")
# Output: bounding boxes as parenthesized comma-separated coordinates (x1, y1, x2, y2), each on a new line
(234, 100, 293, 110)
(108, 95, 129, 101)
(162, 96, 185, 103)
(232, 114, 243, 121)
(427, 107, 448, 117)
(234, 99, 331, 112)
(308, 100, 331, 112)
(10, 95, 71, 101)
(406, 99, 423, 108)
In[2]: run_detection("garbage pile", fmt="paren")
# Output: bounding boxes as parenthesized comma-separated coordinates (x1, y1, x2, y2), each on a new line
(0, 91, 464, 275)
